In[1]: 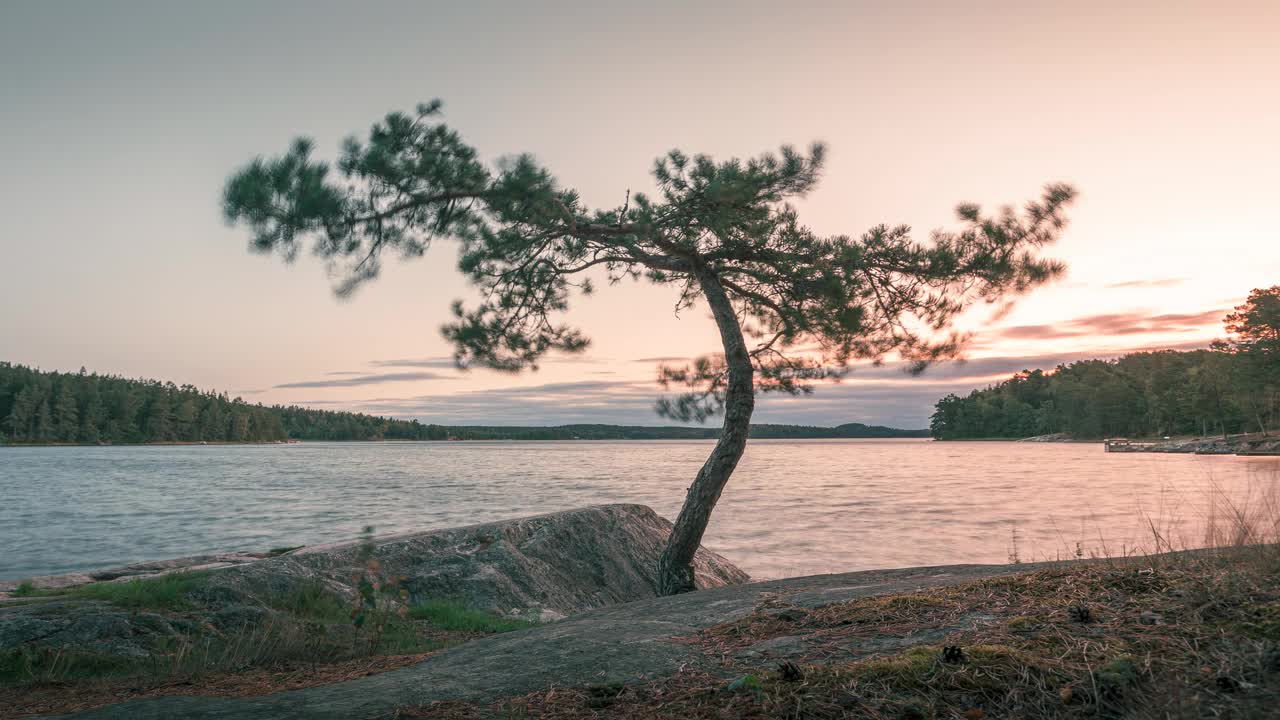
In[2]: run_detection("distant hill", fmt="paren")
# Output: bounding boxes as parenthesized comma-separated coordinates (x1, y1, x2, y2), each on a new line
(446, 423, 929, 440)
(0, 362, 927, 444)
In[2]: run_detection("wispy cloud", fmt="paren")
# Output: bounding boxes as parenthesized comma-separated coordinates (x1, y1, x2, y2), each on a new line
(995, 309, 1224, 341)
(632, 356, 692, 363)
(539, 354, 610, 365)
(369, 353, 608, 369)
(275, 340, 1221, 430)
(297, 359, 1059, 429)
(369, 357, 458, 369)
(1104, 277, 1185, 289)
(274, 371, 457, 389)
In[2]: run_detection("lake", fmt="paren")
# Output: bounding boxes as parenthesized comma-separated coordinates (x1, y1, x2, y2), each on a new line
(2, 439, 1278, 581)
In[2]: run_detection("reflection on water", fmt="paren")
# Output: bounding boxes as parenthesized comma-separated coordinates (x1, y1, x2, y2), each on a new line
(2, 439, 1277, 580)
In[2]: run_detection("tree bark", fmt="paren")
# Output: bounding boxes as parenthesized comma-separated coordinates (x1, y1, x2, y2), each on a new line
(657, 270, 755, 595)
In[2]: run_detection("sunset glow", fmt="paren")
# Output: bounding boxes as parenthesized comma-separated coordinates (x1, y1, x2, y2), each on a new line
(3, 1, 1277, 428)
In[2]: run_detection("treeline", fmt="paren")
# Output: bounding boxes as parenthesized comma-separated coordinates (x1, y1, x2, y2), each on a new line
(0, 363, 927, 445)
(930, 287, 1280, 440)
(0, 363, 446, 444)
(930, 351, 1237, 439)
(274, 406, 448, 441)
(753, 423, 929, 439)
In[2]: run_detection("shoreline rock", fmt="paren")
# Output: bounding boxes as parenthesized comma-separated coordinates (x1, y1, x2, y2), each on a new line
(0, 505, 748, 662)
(43, 551, 1223, 720)
(1016, 433, 1079, 443)
(1104, 435, 1280, 455)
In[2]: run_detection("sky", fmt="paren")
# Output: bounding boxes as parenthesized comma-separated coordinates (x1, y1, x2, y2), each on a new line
(2, 0, 1278, 429)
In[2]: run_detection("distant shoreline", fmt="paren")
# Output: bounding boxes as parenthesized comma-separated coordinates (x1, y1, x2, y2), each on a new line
(0, 440, 294, 448)
(2, 362, 933, 446)
(934, 436, 1095, 443)
(1, 434, 934, 448)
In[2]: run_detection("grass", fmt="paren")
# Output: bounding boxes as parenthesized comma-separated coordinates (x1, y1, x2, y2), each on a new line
(266, 581, 351, 623)
(63, 572, 210, 610)
(0, 593, 453, 695)
(408, 600, 537, 634)
(3, 651, 435, 719)
(1, 617, 447, 718)
(1, 571, 538, 719)
(8, 572, 210, 610)
(0, 648, 143, 686)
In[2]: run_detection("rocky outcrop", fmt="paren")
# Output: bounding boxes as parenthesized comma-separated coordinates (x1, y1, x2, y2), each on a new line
(0, 553, 269, 593)
(0, 505, 747, 661)
(197, 503, 748, 621)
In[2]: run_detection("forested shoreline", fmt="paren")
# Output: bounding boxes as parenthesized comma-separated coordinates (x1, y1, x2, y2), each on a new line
(930, 350, 1246, 440)
(930, 288, 1279, 440)
(0, 363, 448, 444)
(0, 363, 926, 444)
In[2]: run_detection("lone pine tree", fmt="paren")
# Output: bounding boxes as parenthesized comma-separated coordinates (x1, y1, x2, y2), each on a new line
(223, 101, 1076, 594)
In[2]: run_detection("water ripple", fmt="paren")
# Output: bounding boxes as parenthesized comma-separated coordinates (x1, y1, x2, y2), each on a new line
(1, 440, 1277, 580)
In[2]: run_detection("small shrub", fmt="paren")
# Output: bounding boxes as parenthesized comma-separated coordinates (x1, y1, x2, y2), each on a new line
(8, 581, 68, 599)
(1095, 657, 1139, 701)
(11, 582, 40, 598)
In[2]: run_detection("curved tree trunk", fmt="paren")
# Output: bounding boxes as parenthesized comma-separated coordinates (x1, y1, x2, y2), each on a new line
(657, 270, 755, 595)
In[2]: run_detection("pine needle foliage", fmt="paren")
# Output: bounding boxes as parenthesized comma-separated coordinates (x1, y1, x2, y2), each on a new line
(223, 100, 1076, 421)
(224, 100, 1075, 593)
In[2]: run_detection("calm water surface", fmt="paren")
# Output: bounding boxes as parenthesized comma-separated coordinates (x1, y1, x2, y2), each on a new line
(2, 440, 1277, 581)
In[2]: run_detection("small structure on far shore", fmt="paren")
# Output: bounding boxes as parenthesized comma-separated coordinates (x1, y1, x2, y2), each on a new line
(1103, 438, 1161, 452)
